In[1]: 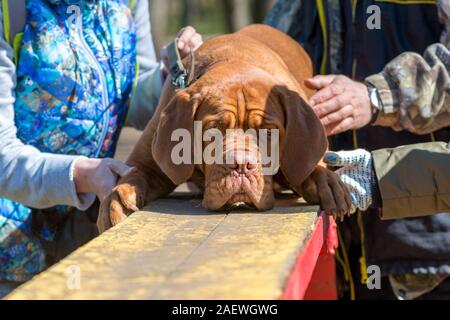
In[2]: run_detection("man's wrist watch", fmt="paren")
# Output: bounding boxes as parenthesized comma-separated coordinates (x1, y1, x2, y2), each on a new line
(367, 83, 383, 124)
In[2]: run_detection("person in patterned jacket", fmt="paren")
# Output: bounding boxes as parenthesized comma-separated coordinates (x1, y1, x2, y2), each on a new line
(0, 0, 202, 297)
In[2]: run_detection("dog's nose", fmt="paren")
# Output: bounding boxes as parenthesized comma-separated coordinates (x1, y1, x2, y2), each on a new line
(227, 152, 258, 174)
(229, 163, 257, 174)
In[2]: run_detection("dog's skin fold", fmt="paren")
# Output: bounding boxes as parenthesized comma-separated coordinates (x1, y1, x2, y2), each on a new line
(97, 24, 351, 232)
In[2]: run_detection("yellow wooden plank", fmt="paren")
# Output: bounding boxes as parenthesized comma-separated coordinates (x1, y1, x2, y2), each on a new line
(5, 196, 319, 300)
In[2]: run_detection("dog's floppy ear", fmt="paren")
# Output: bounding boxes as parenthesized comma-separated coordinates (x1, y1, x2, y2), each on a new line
(152, 91, 202, 185)
(275, 86, 328, 193)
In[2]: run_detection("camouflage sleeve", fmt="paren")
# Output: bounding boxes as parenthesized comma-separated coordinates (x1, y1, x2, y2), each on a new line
(365, 0, 450, 135)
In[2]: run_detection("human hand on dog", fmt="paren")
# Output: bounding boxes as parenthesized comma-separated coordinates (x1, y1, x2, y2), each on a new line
(305, 75, 372, 136)
(324, 149, 378, 214)
(73, 157, 135, 202)
(161, 26, 203, 75)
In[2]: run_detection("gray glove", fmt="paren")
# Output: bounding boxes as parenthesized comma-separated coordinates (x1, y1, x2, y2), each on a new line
(323, 149, 377, 214)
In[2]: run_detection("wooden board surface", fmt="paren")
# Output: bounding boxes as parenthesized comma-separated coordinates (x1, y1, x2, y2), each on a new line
(5, 196, 319, 300)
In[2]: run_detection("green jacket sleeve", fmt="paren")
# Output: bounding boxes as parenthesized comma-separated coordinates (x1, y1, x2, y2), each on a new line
(372, 141, 450, 220)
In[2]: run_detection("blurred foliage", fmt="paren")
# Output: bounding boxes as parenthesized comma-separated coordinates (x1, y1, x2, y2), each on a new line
(149, 0, 275, 50)
(166, 0, 228, 35)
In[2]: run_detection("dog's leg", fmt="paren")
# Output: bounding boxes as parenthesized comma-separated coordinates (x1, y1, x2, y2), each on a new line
(97, 168, 176, 233)
(299, 165, 352, 219)
(97, 86, 178, 232)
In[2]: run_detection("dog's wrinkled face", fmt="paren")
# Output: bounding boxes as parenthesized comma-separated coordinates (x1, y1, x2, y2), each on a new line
(152, 67, 328, 211)
(199, 79, 282, 211)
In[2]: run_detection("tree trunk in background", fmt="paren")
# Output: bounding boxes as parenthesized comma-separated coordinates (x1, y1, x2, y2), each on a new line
(181, 0, 202, 26)
(222, 0, 251, 32)
(149, 0, 275, 50)
(149, 0, 170, 53)
(250, 0, 276, 23)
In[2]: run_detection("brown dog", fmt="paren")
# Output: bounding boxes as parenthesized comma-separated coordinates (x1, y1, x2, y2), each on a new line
(97, 25, 351, 232)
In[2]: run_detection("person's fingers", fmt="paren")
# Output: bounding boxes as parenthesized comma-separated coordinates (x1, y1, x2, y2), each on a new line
(325, 117, 355, 136)
(177, 26, 196, 50)
(107, 159, 135, 177)
(320, 104, 354, 127)
(309, 83, 345, 107)
(304, 75, 337, 91)
(323, 150, 358, 167)
(96, 170, 118, 202)
(177, 25, 195, 38)
(179, 34, 202, 58)
(324, 149, 371, 167)
(189, 33, 203, 50)
(323, 151, 344, 167)
(313, 92, 350, 118)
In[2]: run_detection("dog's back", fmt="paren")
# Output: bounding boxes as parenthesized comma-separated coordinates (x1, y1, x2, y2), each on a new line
(185, 25, 314, 99)
(237, 25, 314, 97)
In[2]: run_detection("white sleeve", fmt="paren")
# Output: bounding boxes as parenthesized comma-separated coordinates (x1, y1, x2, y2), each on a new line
(0, 8, 95, 210)
(127, 0, 165, 130)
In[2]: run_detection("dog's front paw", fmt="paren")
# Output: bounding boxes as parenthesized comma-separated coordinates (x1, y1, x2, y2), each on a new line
(97, 182, 146, 233)
(300, 166, 352, 219)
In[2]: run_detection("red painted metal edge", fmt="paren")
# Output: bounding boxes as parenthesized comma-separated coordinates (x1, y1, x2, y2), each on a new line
(303, 216, 338, 300)
(281, 212, 338, 300)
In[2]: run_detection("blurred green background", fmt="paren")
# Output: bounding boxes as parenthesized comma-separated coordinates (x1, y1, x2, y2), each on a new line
(148, 0, 276, 52)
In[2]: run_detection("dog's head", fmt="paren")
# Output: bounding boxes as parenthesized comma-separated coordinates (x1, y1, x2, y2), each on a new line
(152, 65, 327, 211)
